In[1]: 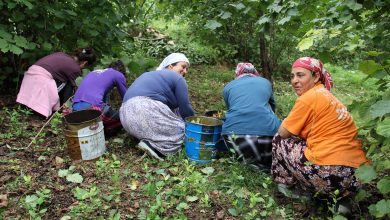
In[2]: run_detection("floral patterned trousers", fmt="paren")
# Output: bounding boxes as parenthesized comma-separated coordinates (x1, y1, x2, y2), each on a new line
(271, 134, 360, 197)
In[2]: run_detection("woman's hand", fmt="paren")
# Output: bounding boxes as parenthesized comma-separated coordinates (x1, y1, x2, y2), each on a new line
(278, 126, 292, 139)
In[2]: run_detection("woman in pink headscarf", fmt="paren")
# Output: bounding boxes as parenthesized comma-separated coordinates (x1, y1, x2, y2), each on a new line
(272, 57, 368, 211)
(220, 63, 281, 170)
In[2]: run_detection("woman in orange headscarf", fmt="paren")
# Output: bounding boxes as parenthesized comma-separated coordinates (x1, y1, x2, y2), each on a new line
(272, 57, 368, 201)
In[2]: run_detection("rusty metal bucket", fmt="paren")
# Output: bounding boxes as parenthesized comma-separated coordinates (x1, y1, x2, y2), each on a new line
(63, 109, 106, 160)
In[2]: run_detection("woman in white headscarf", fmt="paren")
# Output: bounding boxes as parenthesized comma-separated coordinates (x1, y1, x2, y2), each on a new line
(119, 53, 194, 160)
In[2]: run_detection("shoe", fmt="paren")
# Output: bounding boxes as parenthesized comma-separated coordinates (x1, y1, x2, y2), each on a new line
(336, 198, 352, 216)
(277, 184, 310, 200)
(136, 140, 165, 161)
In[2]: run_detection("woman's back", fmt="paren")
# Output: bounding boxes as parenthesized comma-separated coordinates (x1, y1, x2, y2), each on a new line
(222, 76, 280, 136)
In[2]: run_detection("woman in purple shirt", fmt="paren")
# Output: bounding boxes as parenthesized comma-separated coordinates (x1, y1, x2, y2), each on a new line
(72, 60, 127, 136)
(120, 53, 194, 160)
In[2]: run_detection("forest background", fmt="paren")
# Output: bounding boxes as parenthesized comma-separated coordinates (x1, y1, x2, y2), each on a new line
(0, 0, 389, 219)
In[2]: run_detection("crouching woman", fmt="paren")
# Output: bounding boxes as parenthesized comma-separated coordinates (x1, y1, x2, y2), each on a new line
(272, 57, 368, 200)
(119, 53, 194, 160)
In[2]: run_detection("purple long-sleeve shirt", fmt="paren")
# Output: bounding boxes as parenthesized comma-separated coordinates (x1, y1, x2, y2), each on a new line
(73, 68, 127, 108)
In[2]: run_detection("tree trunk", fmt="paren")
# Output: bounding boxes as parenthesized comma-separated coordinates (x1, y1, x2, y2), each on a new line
(259, 31, 272, 83)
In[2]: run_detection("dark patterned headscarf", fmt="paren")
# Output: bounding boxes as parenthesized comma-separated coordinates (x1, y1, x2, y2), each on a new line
(292, 57, 333, 91)
(235, 63, 259, 79)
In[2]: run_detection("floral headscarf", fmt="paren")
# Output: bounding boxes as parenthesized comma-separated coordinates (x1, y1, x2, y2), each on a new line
(235, 63, 259, 79)
(292, 57, 333, 91)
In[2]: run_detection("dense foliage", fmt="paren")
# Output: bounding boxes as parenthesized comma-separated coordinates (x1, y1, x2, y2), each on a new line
(1, 0, 389, 218)
(0, 0, 151, 92)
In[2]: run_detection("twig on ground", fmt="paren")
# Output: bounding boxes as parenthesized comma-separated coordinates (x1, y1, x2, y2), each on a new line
(26, 96, 73, 149)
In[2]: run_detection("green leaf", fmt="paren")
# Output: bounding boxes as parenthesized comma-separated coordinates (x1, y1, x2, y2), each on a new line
(297, 37, 313, 51)
(369, 199, 390, 218)
(376, 117, 390, 138)
(0, 29, 12, 41)
(9, 45, 23, 55)
(359, 60, 382, 75)
(186, 195, 198, 202)
(370, 100, 390, 119)
(230, 3, 245, 10)
(66, 173, 83, 183)
(54, 21, 65, 30)
(19, 0, 34, 9)
(0, 38, 9, 52)
(287, 8, 299, 16)
(58, 169, 69, 177)
(42, 42, 52, 51)
(204, 20, 222, 30)
(278, 16, 291, 25)
(354, 189, 370, 202)
(73, 187, 89, 200)
(25, 195, 38, 207)
(333, 215, 348, 220)
(345, 0, 362, 11)
(201, 167, 215, 175)
(176, 202, 189, 210)
(220, 11, 232, 19)
(65, 10, 77, 16)
(355, 165, 377, 183)
(268, 4, 283, 13)
(257, 16, 270, 25)
(377, 178, 390, 194)
(88, 30, 99, 37)
(228, 208, 238, 216)
(366, 51, 384, 57)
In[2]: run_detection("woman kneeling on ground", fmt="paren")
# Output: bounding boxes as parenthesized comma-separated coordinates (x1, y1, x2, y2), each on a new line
(16, 48, 96, 118)
(219, 63, 281, 170)
(119, 53, 194, 160)
(72, 60, 128, 137)
(272, 57, 368, 211)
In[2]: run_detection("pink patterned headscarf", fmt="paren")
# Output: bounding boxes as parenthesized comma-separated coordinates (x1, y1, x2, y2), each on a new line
(292, 57, 333, 91)
(235, 63, 259, 79)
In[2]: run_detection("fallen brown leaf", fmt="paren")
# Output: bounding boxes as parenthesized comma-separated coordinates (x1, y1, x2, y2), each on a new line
(0, 194, 8, 208)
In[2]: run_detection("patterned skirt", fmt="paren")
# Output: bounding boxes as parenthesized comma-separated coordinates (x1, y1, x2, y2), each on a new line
(271, 134, 361, 197)
(119, 96, 185, 155)
(220, 135, 273, 168)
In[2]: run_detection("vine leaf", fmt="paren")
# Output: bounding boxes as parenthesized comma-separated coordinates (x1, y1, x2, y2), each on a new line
(355, 165, 377, 183)
(204, 20, 222, 30)
(201, 167, 215, 175)
(377, 178, 390, 194)
(359, 60, 382, 75)
(376, 117, 390, 138)
(370, 100, 390, 119)
(368, 199, 390, 218)
(297, 37, 313, 51)
(66, 173, 83, 183)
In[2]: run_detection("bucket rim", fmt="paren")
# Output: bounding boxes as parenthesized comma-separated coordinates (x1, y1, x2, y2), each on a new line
(63, 109, 102, 125)
(185, 116, 223, 126)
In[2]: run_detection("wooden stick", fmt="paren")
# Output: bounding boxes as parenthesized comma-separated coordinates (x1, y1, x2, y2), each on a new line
(26, 96, 73, 149)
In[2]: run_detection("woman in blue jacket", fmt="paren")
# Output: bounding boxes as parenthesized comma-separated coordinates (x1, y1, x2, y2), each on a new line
(220, 63, 281, 169)
(119, 53, 194, 160)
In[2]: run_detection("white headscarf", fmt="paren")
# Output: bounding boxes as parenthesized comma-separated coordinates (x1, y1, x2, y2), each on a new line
(156, 53, 190, 70)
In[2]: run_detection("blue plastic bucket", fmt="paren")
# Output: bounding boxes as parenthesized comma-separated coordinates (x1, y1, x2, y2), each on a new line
(185, 116, 223, 164)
